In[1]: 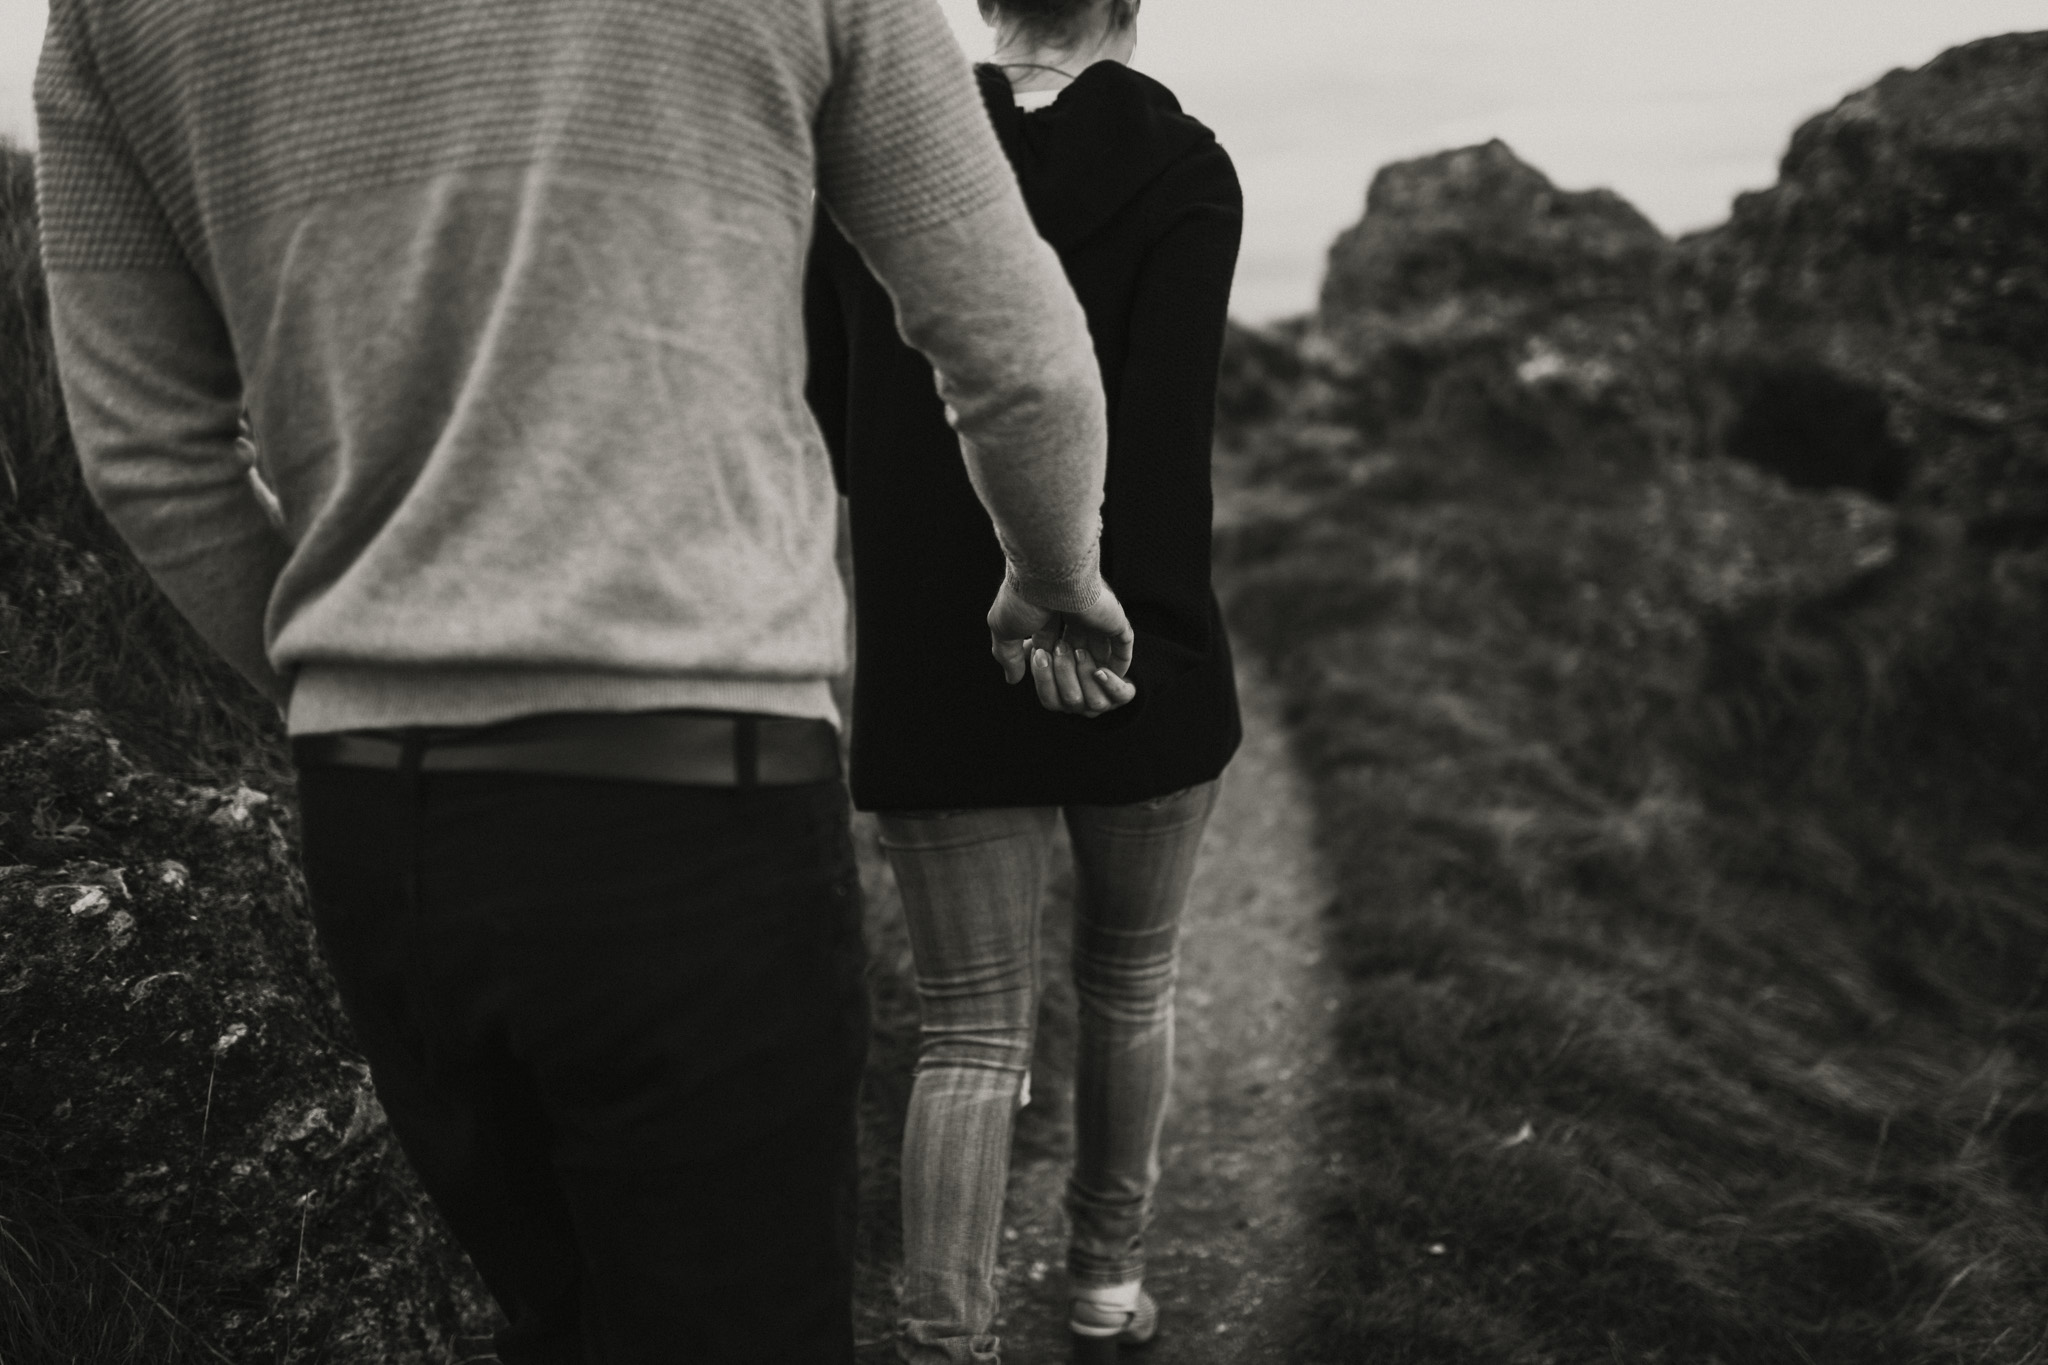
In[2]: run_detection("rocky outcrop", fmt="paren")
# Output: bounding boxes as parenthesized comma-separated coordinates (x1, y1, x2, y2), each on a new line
(1306, 139, 1685, 460)
(1667, 34, 2048, 823)
(1231, 32, 2048, 834)
(1676, 32, 2048, 529)
(1317, 138, 1668, 359)
(1291, 35, 2048, 529)
(0, 707, 491, 1359)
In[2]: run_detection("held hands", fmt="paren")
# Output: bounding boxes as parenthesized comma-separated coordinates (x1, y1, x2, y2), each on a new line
(987, 576, 1138, 718)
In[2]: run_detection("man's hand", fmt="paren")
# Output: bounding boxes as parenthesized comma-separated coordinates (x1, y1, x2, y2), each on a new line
(987, 577, 1138, 718)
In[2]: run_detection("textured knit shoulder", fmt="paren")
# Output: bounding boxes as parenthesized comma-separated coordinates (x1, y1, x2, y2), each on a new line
(34, 0, 185, 270)
(40, 0, 833, 274)
(36, 0, 1007, 274)
(816, 0, 1015, 242)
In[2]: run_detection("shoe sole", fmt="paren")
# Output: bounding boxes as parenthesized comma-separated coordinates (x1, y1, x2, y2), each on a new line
(1070, 1329, 1158, 1363)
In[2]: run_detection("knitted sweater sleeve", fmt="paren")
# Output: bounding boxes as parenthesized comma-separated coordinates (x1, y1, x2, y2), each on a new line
(813, 0, 1109, 612)
(35, 0, 292, 705)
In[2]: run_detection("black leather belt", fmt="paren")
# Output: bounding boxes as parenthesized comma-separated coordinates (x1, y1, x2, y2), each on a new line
(292, 710, 840, 787)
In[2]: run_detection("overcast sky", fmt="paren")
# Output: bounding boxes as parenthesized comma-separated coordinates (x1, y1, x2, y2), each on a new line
(5, 1, 2043, 319)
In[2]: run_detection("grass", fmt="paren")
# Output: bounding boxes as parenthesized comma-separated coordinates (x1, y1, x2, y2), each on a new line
(0, 1124, 220, 1365)
(1216, 357, 2048, 1361)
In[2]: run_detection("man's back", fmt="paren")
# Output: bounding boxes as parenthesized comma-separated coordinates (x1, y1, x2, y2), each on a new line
(39, 0, 1110, 734)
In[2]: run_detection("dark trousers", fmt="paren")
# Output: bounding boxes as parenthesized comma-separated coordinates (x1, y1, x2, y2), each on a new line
(294, 760, 868, 1364)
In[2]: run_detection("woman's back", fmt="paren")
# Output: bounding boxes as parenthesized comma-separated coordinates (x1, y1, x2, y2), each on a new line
(806, 59, 1243, 810)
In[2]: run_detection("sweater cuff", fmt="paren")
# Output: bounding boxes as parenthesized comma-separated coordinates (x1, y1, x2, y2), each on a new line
(1002, 541, 1105, 615)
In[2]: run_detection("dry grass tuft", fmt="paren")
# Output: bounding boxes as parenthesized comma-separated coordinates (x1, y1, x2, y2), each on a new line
(0, 1127, 218, 1365)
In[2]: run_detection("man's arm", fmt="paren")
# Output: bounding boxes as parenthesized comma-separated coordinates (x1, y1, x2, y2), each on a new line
(813, 0, 1132, 706)
(36, 0, 292, 706)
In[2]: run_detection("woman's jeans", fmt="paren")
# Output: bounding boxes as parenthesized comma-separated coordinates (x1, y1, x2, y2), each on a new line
(879, 780, 1220, 1364)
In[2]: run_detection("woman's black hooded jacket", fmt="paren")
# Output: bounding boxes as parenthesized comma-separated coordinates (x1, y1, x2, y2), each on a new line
(805, 61, 1242, 811)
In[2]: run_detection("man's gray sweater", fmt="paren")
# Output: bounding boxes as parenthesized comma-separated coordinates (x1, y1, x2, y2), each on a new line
(34, 0, 1108, 734)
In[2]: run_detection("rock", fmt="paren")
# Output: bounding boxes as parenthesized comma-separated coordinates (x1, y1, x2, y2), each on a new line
(1677, 32, 2048, 527)
(1317, 139, 1668, 359)
(0, 714, 491, 1357)
(1296, 35, 2048, 523)
(1308, 140, 1685, 460)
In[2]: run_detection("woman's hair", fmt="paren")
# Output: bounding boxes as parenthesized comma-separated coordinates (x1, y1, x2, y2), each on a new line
(988, 0, 1137, 45)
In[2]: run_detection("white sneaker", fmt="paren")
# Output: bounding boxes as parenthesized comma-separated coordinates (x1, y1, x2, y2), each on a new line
(1069, 1282, 1158, 1346)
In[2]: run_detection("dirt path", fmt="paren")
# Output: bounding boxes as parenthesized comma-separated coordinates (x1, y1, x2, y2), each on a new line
(968, 662, 1343, 1363)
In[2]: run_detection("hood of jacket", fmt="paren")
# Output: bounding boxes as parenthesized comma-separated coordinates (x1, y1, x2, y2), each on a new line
(975, 61, 1217, 250)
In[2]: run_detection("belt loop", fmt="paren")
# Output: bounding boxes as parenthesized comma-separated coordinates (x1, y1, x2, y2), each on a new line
(734, 716, 759, 789)
(399, 731, 428, 910)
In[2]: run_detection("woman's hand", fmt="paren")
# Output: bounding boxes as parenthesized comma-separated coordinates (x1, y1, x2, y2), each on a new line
(987, 577, 1139, 718)
(1029, 638, 1138, 717)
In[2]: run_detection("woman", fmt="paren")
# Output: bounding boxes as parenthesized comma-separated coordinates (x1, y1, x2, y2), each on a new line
(805, 1, 1241, 1359)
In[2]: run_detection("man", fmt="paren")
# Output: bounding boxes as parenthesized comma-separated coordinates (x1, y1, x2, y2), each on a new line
(35, 0, 1129, 1359)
